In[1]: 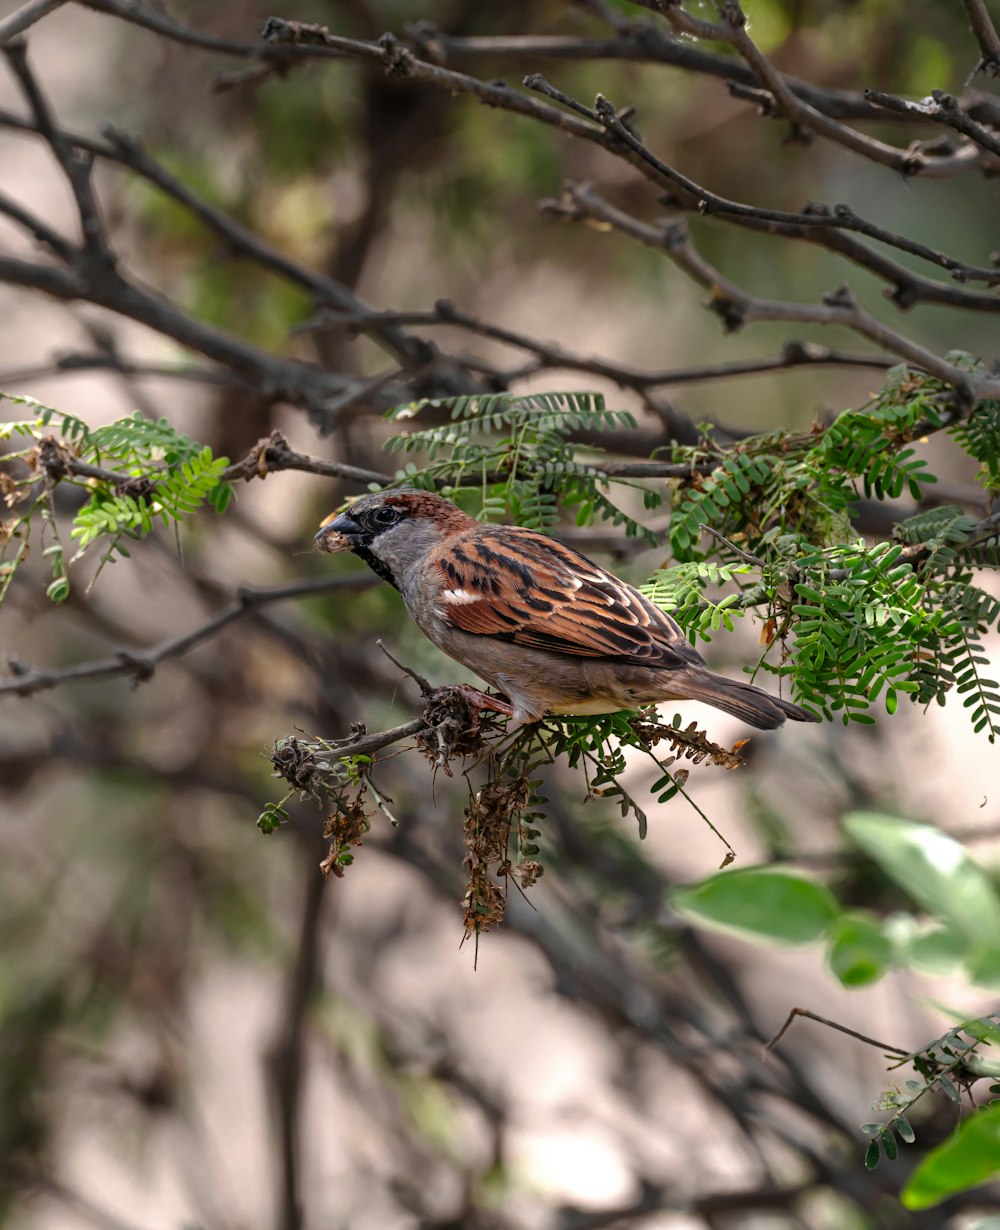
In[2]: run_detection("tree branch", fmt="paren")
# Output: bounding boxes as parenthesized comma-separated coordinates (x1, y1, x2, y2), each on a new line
(865, 87, 1000, 161)
(4, 40, 114, 266)
(302, 301, 893, 391)
(0, 0, 67, 45)
(543, 181, 1000, 406)
(0, 574, 377, 698)
(962, 0, 1000, 77)
(660, 0, 988, 176)
(402, 23, 895, 122)
(0, 351, 262, 390)
(571, 88, 1000, 300)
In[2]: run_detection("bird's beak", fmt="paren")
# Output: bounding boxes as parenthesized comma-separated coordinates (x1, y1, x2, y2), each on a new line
(314, 510, 361, 553)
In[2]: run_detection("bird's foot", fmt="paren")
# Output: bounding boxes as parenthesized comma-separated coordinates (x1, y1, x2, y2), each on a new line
(447, 683, 514, 718)
(417, 684, 512, 774)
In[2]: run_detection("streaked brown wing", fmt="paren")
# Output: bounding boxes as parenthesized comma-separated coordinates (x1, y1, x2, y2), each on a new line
(433, 526, 700, 669)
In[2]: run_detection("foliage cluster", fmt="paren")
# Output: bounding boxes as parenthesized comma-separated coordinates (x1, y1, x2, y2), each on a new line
(381, 375, 1000, 739)
(384, 391, 660, 538)
(0, 394, 230, 604)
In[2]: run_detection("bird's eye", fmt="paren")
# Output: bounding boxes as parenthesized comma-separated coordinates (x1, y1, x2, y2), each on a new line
(373, 505, 401, 527)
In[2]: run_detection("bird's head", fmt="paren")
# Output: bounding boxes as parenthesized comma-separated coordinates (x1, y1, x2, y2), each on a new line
(315, 489, 474, 590)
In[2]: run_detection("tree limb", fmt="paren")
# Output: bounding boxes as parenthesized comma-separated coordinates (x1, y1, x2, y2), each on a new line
(0, 574, 377, 698)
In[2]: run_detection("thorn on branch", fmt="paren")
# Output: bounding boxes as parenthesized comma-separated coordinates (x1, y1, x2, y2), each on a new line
(821, 285, 856, 310)
(377, 31, 416, 77)
(115, 651, 155, 685)
(260, 17, 334, 47)
(726, 78, 778, 116)
(708, 294, 746, 333)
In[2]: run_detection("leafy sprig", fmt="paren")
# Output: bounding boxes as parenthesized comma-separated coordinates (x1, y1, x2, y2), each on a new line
(863, 1016, 1000, 1171)
(0, 395, 230, 602)
(384, 390, 660, 540)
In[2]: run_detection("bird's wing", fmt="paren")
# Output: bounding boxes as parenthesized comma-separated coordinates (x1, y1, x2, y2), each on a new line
(432, 525, 700, 667)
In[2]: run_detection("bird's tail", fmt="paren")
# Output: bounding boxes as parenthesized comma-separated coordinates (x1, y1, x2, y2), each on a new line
(683, 671, 819, 730)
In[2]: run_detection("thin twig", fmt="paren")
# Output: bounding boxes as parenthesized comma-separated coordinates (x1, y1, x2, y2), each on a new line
(0, 352, 260, 390)
(303, 302, 894, 389)
(962, 0, 1000, 77)
(296, 717, 430, 763)
(0, 0, 67, 45)
(405, 25, 892, 121)
(545, 181, 1000, 406)
(865, 87, 1000, 160)
(3, 40, 113, 265)
(662, 0, 977, 176)
(376, 639, 434, 697)
(766, 1007, 910, 1057)
(580, 91, 1000, 299)
(0, 574, 377, 698)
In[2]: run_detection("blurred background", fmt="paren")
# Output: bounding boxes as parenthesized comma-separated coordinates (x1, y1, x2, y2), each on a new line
(1, 1, 999, 1227)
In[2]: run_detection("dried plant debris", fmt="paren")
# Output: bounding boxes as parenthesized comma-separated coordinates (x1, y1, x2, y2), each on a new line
(270, 736, 330, 801)
(320, 799, 371, 880)
(627, 715, 749, 769)
(262, 705, 746, 940)
(414, 684, 503, 773)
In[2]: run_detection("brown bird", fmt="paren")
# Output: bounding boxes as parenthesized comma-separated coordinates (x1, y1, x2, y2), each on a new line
(315, 489, 818, 730)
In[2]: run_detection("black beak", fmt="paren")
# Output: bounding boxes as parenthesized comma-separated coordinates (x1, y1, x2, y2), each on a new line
(314, 511, 362, 553)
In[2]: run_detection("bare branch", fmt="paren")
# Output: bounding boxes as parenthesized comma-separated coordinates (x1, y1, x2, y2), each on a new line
(0, 351, 261, 390)
(289, 717, 429, 764)
(544, 182, 1000, 406)
(962, 0, 1000, 77)
(404, 24, 893, 122)
(766, 1007, 909, 1057)
(661, 0, 986, 177)
(0, 574, 377, 699)
(3, 40, 114, 265)
(303, 301, 893, 391)
(865, 87, 1000, 160)
(0, 186, 75, 261)
(218, 432, 393, 488)
(0, 0, 67, 45)
(579, 91, 1000, 300)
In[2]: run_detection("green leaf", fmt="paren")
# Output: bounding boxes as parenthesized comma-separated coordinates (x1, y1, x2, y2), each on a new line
(843, 813, 1000, 981)
(901, 1103, 1000, 1209)
(671, 867, 838, 946)
(257, 802, 289, 834)
(826, 911, 893, 987)
(904, 923, 967, 975)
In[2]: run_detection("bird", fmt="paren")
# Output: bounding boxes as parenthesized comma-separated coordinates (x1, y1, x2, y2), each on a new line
(314, 489, 818, 731)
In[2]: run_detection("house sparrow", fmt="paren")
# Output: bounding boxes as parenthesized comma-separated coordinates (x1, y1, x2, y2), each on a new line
(315, 489, 818, 730)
